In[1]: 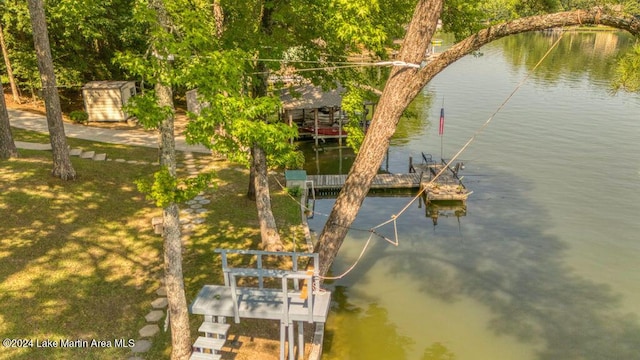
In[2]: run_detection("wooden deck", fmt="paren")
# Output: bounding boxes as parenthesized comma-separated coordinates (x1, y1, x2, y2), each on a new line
(307, 173, 421, 190)
(190, 285, 332, 323)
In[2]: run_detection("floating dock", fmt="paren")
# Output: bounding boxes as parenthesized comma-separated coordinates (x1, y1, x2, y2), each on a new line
(410, 153, 471, 203)
(288, 154, 470, 203)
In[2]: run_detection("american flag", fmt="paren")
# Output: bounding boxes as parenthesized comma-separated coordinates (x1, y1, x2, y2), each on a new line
(438, 107, 445, 136)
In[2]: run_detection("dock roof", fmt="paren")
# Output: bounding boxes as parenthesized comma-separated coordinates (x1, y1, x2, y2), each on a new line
(279, 83, 344, 110)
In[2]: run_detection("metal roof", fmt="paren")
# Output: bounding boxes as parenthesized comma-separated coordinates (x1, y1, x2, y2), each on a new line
(279, 83, 344, 110)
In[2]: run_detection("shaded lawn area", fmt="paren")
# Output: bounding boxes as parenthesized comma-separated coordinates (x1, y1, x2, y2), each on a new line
(0, 149, 162, 360)
(3, 131, 308, 359)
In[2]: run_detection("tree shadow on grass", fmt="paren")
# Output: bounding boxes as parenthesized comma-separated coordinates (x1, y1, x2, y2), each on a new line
(0, 155, 163, 360)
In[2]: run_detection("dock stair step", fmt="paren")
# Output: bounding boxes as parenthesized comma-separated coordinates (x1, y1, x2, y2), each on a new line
(189, 351, 221, 360)
(192, 336, 225, 353)
(198, 322, 230, 338)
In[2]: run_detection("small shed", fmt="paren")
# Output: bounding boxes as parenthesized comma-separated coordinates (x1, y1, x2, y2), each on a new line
(82, 81, 136, 122)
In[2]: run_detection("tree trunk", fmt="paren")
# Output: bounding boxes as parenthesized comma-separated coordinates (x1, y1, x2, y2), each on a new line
(156, 79, 192, 360)
(213, 0, 224, 38)
(246, 1, 284, 251)
(0, 23, 20, 104)
(315, 4, 640, 277)
(252, 143, 284, 251)
(149, 0, 191, 358)
(26, 0, 75, 180)
(0, 83, 18, 159)
(247, 162, 256, 200)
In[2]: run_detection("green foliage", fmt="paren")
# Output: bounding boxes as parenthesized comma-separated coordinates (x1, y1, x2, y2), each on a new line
(442, 0, 487, 40)
(286, 185, 303, 197)
(612, 44, 640, 92)
(69, 110, 88, 124)
(186, 93, 303, 169)
(123, 91, 172, 129)
(1, 0, 144, 91)
(341, 86, 369, 152)
(136, 166, 215, 208)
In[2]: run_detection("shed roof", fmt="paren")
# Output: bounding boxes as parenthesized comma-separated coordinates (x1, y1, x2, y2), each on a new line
(82, 81, 134, 90)
(279, 84, 344, 110)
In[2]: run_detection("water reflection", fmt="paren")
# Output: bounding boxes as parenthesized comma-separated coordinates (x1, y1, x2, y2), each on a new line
(318, 167, 640, 359)
(498, 31, 636, 86)
(326, 285, 459, 360)
(420, 199, 467, 226)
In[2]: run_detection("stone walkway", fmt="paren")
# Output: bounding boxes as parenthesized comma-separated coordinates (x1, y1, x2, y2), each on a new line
(9, 108, 210, 153)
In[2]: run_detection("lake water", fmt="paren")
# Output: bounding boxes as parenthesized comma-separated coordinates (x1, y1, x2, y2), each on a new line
(305, 31, 640, 360)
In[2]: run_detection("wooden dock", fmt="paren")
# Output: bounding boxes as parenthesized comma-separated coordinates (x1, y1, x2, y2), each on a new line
(307, 173, 421, 190)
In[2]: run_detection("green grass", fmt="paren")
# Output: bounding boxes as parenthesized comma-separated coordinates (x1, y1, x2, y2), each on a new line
(0, 134, 305, 360)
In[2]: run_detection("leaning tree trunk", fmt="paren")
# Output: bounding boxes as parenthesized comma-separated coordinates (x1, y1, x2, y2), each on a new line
(315, 4, 640, 277)
(26, 0, 75, 180)
(0, 83, 18, 159)
(156, 80, 192, 360)
(0, 23, 20, 104)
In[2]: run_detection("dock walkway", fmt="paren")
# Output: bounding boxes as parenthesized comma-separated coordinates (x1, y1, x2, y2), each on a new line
(306, 173, 421, 190)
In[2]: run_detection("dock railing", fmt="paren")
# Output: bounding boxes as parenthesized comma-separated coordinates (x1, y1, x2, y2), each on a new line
(214, 249, 320, 323)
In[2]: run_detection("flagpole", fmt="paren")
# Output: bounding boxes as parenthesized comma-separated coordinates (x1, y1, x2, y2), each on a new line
(439, 98, 444, 162)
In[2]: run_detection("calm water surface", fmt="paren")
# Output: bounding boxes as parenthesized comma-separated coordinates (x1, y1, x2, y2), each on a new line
(306, 32, 640, 360)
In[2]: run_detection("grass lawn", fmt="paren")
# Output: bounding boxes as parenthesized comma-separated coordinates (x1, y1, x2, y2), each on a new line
(1, 129, 306, 360)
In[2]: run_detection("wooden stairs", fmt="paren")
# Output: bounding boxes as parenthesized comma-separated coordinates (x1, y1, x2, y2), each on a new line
(190, 320, 230, 360)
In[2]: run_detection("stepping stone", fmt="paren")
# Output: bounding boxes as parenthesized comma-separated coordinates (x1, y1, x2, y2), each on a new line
(190, 204, 203, 209)
(93, 153, 107, 161)
(127, 357, 144, 360)
(156, 287, 167, 296)
(139, 324, 160, 338)
(192, 218, 206, 225)
(182, 224, 196, 231)
(130, 339, 152, 353)
(145, 310, 164, 323)
(151, 297, 168, 309)
(186, 200, 198, 205)
(195, 208, 208, 214)
(80, 151, 95, 159)
(198, 199, 211, 205)
(152, 162, 160, 166)
(115, 158, 126, 163)
(69, 148, 82, 156)
(181, 208, 195, 214)
(179, 218, 191, 225)
(194, 196, 206, 201)
(126, 160, 138, 164)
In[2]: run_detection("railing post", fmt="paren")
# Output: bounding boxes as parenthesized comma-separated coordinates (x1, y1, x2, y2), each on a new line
(257, 253, 263, 288)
